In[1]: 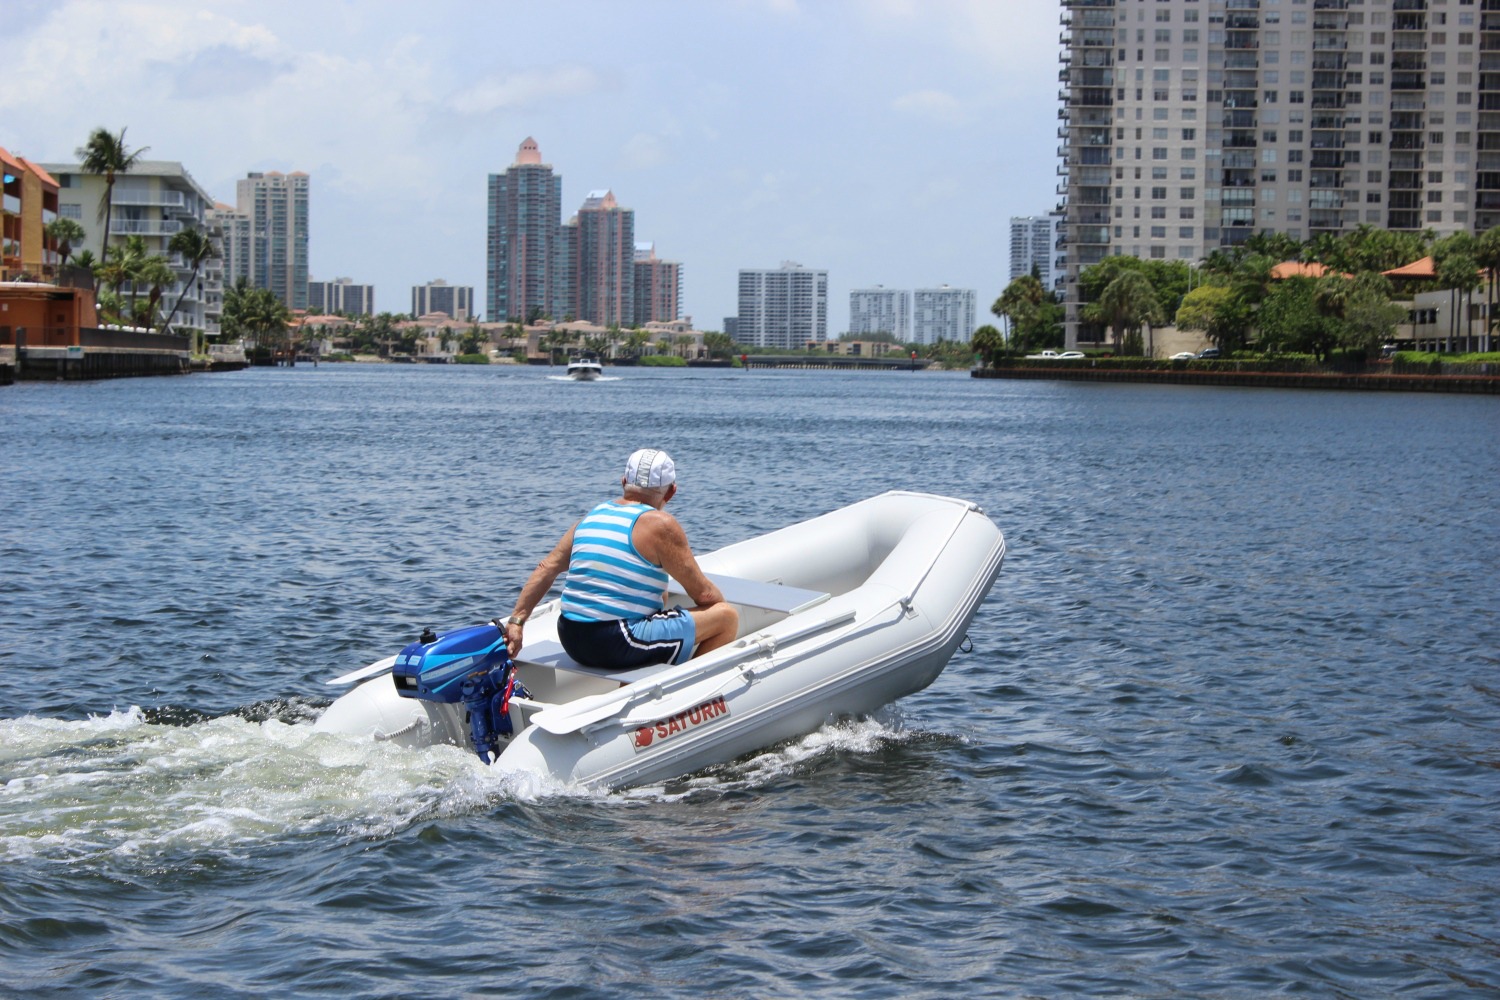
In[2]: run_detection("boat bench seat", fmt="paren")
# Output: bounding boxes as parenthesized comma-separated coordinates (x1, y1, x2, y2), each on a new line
(668, 572, 831, 615)
(515, 575, 831, 682)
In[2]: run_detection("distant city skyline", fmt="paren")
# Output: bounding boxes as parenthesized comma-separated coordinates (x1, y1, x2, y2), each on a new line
(0, 2, 1062, 337)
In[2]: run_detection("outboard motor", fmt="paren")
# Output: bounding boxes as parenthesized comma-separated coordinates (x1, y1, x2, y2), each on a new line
(391, 624, 528, 764)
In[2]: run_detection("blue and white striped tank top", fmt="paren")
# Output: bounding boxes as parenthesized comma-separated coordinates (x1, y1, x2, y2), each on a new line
(560, 501, 668, 622)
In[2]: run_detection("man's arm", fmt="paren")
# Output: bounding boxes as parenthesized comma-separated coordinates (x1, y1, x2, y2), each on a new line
(503, 524, 575, 655)
(635, 511, 724, 608)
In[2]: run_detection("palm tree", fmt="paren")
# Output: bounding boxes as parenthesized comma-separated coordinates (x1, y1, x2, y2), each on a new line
(1090, 270, 1164, 354)
(542, 327, 570, 364)
(1433, 233, 1481, 352)
(136, 256, 177, 331)
(159, 228, 219, 348)
(75, 127, 148, 285)
(1474, 227, 1500, 353)
(625, 328, 651, 357)
(44, 218, 87, 269)
(109, 235, 150, 325)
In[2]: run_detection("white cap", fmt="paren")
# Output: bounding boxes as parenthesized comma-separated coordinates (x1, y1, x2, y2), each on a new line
(624, 448, 676, 489)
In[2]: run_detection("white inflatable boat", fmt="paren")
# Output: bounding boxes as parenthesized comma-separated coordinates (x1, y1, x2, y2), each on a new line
(314, 491, 1005, 789)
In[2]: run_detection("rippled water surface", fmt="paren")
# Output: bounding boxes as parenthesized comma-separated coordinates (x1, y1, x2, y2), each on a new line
(2, 365, 1497, 997)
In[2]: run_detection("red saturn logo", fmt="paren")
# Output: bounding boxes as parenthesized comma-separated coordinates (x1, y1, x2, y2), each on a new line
(630, 697, 730, 754)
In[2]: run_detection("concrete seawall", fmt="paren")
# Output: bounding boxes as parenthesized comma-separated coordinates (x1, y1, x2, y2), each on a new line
(972, 366, 1500, 395)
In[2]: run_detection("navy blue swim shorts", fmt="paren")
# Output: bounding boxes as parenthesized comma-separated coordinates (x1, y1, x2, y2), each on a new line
(558, 607, 697, 670)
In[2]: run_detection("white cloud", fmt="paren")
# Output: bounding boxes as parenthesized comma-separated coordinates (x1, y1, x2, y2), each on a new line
(891, 89, 966, 125)
(448, 66, 600, 116)
(621, 132, 670, 170)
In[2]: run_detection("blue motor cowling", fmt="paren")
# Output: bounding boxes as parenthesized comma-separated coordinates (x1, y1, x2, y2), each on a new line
(392, 624, 509, 702)
(391, 624, 527, 764)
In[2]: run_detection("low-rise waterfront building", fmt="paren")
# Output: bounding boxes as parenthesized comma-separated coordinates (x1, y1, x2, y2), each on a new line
(2, 146, 61, 280)
(41, 157, 219, 338)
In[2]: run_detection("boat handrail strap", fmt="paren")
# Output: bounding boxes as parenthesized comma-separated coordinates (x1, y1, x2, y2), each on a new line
(898, 507, 977, 614)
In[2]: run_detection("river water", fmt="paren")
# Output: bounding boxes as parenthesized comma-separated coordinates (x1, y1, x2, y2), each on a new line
(1, 364, 1496, 998)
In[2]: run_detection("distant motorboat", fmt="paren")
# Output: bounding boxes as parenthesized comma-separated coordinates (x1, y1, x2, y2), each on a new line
(206, 342, 249, 371)
(566, 353, 604, 380)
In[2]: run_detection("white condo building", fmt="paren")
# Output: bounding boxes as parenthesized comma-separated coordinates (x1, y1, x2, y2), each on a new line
(736, 261, 828, 349)
(41, 158, 220, 337)
(1009, 214, 1064, 293)
(234, 170, 310, 311)
(912, 286, 977, 345)
(849, 286, 911, 341)
(1057, 0, 1487, 347)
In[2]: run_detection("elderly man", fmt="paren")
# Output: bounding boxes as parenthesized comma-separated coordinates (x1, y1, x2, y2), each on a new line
(502, 448, 738, 669)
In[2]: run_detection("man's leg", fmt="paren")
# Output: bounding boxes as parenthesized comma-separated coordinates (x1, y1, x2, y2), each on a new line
(687, 602, 739, 657)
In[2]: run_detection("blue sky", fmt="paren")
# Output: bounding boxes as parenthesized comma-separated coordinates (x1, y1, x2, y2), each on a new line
(2, 0, 1063, 332)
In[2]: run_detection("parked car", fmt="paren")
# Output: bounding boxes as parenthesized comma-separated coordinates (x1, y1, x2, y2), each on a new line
(1025, 350, 1061, 359)
(1197, 347, 1222, 359)
(1170, 351, 1197, 360)
(1057, 351, 1086, 359)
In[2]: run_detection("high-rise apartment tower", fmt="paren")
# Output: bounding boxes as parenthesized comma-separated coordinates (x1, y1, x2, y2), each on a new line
(234, 170, 309, 310)
(913, 286, 977, 345)
(849, 286, 912, 340)
(486, 138, 564, 323)
(1009, 214, 1065, 293)
(736, 262, 828, 349)
(1057, 0, 1484, 346)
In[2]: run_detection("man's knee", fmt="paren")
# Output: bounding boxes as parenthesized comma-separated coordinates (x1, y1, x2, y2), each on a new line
(695, 602, 737, 638)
